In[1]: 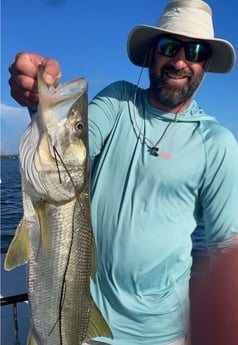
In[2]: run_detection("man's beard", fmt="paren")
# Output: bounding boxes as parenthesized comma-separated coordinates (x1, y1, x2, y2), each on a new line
(149, 64, 205, 108)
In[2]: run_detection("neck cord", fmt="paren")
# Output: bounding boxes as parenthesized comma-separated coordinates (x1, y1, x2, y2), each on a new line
(132, 68, 178, 157)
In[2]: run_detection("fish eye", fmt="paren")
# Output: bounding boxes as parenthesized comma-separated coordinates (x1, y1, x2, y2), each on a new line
(75, 121, 85, 132)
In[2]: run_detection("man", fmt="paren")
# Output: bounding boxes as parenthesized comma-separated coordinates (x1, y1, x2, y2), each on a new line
(8, 1, 238, 344)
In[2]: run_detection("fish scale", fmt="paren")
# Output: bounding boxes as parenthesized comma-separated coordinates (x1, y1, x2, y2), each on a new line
(61, 191, 93, 344)
(28, 200, 76, 344)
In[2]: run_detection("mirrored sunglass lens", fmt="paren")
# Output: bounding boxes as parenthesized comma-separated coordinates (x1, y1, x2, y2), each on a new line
(186, 43, 208, 62)
(157, 39, 180, 57)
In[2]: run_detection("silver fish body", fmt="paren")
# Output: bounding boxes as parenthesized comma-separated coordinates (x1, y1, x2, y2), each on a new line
(4, 65, 112, 345)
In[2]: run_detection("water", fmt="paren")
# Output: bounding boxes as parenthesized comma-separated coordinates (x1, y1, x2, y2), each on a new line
(1, 157, 29, 345)
(1, 157, 23, 252)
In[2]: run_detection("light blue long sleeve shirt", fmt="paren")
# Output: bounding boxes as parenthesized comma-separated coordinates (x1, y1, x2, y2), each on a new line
(87, 81, 238, 345)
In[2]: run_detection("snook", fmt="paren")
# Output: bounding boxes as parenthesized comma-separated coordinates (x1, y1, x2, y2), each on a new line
(4, 65, 112, 345)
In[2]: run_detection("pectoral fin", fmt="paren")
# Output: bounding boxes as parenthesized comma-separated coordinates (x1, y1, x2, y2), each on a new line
(4, 217, 30, 271)
(27, 328, 39, 345)
(86, 299, 113, 340)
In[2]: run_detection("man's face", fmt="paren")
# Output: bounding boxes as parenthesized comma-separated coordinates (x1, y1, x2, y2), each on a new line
(148, 35, 209, 110)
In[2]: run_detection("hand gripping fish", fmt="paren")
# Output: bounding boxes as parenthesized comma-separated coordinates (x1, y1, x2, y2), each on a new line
(4, 65, 113, 345)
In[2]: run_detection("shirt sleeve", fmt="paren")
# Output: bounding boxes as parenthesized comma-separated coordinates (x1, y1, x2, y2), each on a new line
(200, 125, 238, 253)
(88, 81, 129, 159)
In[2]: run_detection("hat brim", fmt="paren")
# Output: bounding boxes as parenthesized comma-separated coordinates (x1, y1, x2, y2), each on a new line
(127, 25, 236, 73)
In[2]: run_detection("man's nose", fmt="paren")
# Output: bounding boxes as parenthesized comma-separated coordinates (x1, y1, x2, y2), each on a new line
(170, 47, 188, 68)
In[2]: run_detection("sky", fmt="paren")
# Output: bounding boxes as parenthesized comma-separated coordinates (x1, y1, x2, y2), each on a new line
(1, 0, 238, 154)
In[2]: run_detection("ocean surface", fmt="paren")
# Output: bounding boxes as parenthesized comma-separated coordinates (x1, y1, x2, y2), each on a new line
(1, 157, 23, 253)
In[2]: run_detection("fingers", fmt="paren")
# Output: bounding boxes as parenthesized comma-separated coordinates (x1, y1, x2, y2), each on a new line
(8, 76, 39, 107)
(8, 52, 61, 108)
(41, 58, 62, 87)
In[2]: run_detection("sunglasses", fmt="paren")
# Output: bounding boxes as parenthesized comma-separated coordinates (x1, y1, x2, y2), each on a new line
(156, 36, 211, 62)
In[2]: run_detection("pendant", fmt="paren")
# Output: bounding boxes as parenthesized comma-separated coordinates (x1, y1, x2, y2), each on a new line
(151, 146, 159, 156)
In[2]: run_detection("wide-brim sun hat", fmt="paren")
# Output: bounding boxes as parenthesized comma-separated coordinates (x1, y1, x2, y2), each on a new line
(127, 0, 236, 73)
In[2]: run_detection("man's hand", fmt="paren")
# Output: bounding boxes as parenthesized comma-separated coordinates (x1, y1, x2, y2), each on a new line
(8, 52, 61, 108)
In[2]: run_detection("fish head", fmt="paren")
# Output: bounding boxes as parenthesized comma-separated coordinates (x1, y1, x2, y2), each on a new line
(53, 90, 89, 168)
(34, 65, 89, 202)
